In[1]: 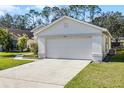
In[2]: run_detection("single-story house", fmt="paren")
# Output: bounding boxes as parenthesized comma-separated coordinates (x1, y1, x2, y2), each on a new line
(32, 16, 112, 61)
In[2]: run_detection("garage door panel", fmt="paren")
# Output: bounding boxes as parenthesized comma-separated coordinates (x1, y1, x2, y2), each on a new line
(46, 37, 92, 59)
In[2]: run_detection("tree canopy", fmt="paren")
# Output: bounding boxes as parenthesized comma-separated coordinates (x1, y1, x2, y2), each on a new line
(0, 28, 13, 51)
(17, 34, 29, 52)
(0, 5, 124, 39)
(92, 11, 124, 41)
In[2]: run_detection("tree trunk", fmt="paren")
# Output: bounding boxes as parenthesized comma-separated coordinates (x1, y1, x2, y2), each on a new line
(115, 38, 120, 48)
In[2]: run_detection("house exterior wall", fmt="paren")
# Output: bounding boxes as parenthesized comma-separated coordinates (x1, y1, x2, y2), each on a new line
(35, 18, 111, 62)
(37, 37, 46, 58)
(108, 36, 111, 50)
(102, 33, 111, 58)
(92, 35, 103, 61)
(102, 33, 106, 57)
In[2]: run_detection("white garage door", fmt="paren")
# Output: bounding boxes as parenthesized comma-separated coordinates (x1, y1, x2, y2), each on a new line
(46, 36, 92, 59)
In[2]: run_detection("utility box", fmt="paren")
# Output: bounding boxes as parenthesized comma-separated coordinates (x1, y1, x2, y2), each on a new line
(109, 49, 116, 55)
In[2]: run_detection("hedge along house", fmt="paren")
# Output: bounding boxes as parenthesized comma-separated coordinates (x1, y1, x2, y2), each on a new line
(32, 16, 112, 61)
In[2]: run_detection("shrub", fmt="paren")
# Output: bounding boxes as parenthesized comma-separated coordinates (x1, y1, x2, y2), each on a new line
(17, 34, 29, 52)
(28, 39, 38, 55)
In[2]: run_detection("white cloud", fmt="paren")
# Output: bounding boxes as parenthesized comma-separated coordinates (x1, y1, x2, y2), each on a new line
(0, 11, 4, 16)
(47, 5, 56, 8)
(0, 5, 17, 12)
(0, 5, 21, 16)
(34, 5, 55, 9)
(0, 5, 58, 16)
(35, 5, 45, 9)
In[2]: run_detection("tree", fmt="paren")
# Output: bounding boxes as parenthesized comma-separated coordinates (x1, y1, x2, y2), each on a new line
(51, 6, 62, 22)
(13, 15, 28, 30)
(68, 5, 80, 19)
(87, 5, 101, 21)
(92, 11, 124, 42)
(68, 5, 88, 21)
(51, 6, 70, 22)
(41, 6, 52, 25)
(27, 39, 38, 55)
(0, 13, 14, 28)
(25, 9, 40, 30)
(60, 7, 69, 16)
(0, 6, 102, 30)
(80, 5, 88, 21)
(17, 34, 29, 52)
(0, 28, 13, 51)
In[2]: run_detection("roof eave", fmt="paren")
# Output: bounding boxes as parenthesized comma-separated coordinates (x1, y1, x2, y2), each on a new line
(32, 16, 112, 38)
(103, 30, 113, 39)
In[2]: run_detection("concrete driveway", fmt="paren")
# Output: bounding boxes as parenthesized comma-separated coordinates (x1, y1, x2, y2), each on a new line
(0, 59, 91, 88)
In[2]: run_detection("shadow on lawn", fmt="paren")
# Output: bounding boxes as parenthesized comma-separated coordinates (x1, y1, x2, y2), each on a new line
(111, 49, 124, 62)
(104, 51, 124, 62)
(109, 54, 124, 62)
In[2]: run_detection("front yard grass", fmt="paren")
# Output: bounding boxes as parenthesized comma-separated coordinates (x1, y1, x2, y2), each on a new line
(0, 52, 38, 59)
(110, 49, 124, 62)
(0, 58, 32, 70)
(23, 54, 38, 59)
(0, 52, 30, 57)
(65, 49, 124, 88)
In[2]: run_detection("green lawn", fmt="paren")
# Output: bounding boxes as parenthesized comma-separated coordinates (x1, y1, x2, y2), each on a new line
(110, 49, 124, 62)
(0, 52, 30, 57)
(23, 54, 38, 59)
(65, 50, 124, 88)
(0, 58, 32, 70)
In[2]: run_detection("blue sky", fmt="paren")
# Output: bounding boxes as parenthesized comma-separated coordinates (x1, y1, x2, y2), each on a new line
(0, 5, 124, 16)
(99, 5, 124, 14)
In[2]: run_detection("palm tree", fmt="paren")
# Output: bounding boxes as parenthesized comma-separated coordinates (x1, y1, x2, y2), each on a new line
(41, 6, 52, 25)
(87, 5, 101, 21)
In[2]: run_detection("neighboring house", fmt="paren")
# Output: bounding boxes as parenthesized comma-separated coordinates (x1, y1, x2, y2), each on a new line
(0, 28, 33, 51)
(112, 37, 124, 48)
(32, 16, 112, 61)
(9, 29, 33, 50)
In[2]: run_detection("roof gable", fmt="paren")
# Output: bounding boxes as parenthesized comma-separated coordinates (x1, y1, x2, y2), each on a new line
(32, 16, 112, 38)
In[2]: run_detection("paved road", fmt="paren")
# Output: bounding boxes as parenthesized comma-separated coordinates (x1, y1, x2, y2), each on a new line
(0, 59, 91, 88)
